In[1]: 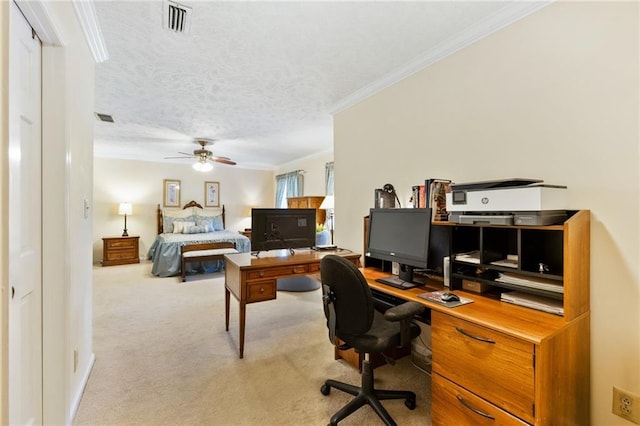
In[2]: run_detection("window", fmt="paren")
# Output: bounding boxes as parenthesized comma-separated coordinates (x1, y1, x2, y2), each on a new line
(275, 170, 303, 208)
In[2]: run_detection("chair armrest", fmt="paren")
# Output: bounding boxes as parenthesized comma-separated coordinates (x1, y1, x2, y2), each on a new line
(384, 301, 424, 322)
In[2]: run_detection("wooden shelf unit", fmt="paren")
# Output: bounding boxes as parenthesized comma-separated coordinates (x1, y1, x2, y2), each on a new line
(287, 196, 326, 225)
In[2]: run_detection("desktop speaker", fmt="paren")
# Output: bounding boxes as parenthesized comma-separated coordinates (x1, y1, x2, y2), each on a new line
(443, 256, 450, 287)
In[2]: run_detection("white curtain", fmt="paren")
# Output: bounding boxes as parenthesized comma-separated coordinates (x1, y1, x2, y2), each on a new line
(325, 161, 334, 195)
(275, 170, 303, 208)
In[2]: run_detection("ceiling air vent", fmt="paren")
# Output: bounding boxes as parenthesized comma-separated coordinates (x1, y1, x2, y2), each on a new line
(95, 113, 114, 123)
(164, 1, 192, 34)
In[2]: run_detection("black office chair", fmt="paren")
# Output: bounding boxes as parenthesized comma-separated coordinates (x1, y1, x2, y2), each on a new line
(319, 255, 425, 426)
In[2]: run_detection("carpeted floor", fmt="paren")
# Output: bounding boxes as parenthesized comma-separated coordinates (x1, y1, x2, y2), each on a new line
(73, 261, 432, 425)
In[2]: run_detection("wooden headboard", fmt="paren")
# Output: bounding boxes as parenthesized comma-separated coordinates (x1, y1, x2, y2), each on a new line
(157, 201, 226, 234)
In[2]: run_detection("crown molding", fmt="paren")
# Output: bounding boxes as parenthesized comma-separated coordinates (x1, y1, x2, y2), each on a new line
(72, 0, 109, 63)
(330, 1, 552, 115)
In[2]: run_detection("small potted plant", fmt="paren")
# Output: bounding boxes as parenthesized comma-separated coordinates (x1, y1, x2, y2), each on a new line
(316, 224, 330, 246)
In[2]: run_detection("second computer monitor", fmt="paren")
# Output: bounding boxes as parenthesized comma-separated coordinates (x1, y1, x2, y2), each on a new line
(366, 208, 432, 284)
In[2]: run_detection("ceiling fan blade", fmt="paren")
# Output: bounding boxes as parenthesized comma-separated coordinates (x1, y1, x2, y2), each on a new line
(212, 155, 231, 161)
(164, 156, 192, 159)
(178, 152, 194, 156)
(211, 157, 236, 165)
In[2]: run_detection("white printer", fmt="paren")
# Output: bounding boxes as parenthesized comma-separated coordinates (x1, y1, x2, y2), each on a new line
(445, 178, 568, 225)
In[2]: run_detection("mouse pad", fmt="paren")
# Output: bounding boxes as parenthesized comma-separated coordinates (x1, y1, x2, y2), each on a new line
(418, 291, 474, 308)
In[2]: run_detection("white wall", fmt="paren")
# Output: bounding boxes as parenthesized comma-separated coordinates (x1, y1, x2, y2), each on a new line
(274, 150, 333, 196)
(334, 3, 638, 424)
(93, 158, 274, 262)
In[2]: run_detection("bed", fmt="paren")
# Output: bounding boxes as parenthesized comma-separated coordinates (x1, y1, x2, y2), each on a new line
(148, 200, 251, 277)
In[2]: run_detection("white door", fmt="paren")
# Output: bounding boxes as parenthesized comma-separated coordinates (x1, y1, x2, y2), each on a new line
(8, 2, 43, 424)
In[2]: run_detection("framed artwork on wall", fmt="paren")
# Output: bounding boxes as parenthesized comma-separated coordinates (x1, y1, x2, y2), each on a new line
(205, 181, 220, 207)
(163, 179, 181, 207)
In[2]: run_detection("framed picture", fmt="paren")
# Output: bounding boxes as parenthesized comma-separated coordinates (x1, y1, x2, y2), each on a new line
(205, 181, 220, 207)
(163, 179, 181, 207)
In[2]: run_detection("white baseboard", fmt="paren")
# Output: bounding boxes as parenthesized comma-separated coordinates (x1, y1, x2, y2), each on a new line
(69, 352, 96, 424)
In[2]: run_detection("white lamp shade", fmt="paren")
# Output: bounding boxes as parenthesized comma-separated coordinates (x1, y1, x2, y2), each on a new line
(319, 195, 334, 210)
(118, 202, 132, 215)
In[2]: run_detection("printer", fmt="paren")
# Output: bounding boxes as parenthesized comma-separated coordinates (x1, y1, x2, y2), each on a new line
(445, 178, 568, 226)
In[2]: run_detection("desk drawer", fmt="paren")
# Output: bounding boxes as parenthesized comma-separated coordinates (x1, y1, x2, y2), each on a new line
(247, 265, 308, 280)
(105, 238, 137, 250)
(432, 373, 528, 426)
(247, 279, 276, 303)
(432, 311, 535, 423)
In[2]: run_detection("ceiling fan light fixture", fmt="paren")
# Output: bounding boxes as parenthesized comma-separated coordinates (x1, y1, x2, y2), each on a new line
(192, 160, 213, 172)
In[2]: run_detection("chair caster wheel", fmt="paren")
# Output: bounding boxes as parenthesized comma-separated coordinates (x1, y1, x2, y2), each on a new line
(405, 398, 416, 410)
(320, 384, 331, 396)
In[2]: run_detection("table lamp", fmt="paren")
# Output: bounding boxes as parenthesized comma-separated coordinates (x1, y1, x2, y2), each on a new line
(319, 195, 335, 245)
(118, 202, 132, 237)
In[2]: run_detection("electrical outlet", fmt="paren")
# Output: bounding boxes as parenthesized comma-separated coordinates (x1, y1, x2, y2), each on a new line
(613, 386, 640, 424)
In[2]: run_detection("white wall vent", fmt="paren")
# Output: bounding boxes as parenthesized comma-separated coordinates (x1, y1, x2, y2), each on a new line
(164, 1, 192, 34)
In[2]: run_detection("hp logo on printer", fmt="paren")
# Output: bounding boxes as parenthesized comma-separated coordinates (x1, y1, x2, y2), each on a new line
(481, 197, 489, 204)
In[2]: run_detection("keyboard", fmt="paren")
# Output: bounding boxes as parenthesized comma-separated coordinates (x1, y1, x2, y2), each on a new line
(375, 276, 420, 290)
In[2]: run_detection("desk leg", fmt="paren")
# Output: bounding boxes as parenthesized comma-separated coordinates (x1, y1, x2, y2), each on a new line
(225, 287, 230, 331)
(239, 302, 246, 358)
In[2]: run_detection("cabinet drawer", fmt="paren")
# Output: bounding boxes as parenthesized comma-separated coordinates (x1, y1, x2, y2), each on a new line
(246, 265, 308, 280)
(105, 238, 137, 249)
(432, 373, 529, 426)
(105, 248, 137, 261)
(247, 279, 276, 303)
(432, 311, 535, 423)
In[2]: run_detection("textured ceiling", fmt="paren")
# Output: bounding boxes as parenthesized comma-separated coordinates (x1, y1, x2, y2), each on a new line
(93, 1, 540, 170)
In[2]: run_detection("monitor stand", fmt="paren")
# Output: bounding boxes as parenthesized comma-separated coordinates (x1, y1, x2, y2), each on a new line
(374, 264, 420, 290)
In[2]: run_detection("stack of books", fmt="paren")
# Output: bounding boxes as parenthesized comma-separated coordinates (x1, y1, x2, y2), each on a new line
(411, 178, 452, 221)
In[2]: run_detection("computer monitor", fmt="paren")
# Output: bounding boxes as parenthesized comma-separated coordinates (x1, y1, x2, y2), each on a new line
(251, 208, 317, 253)
(366, 208, 432, 287)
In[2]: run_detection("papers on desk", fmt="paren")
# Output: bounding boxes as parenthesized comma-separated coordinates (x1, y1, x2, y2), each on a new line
(501, 291, 564, 316)
(454, 250, 480, 264)
(496, 272, 563, 294)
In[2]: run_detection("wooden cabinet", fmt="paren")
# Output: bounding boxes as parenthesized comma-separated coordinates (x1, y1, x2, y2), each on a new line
(102, 236, 140, 266)
(287, 196, 326, 225)
(431, 210, 590, 425)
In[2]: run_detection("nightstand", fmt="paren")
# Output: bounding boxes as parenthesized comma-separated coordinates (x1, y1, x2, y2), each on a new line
(102, 236, 140, 266)
(239, 229, 252, 239)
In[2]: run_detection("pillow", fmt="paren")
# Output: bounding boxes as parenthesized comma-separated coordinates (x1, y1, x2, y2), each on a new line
(185, 225, 208, 234)
(173, 220, 195, 234)
(164, 216, 195, 233)
(162, 209, 194, 233)
(196, 219, 214, 233)
(210, 215, 224, 231)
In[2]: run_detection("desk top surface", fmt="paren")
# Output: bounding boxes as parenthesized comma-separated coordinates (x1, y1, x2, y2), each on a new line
(225, 248, 360, 268)
(362, 268, 576, 344)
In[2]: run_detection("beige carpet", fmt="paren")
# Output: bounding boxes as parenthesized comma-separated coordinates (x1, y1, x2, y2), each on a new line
(73, 261, 432, 425)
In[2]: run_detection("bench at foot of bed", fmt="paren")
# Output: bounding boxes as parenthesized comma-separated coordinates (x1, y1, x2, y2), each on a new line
(180, 242, 238, 282)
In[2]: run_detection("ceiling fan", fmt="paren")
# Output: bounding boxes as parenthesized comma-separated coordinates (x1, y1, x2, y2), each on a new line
(165, 138, 236, 171)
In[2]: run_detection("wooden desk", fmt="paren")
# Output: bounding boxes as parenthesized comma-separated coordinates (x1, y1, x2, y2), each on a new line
(361, 268, 589, 425)
(224, 249, 360, 358)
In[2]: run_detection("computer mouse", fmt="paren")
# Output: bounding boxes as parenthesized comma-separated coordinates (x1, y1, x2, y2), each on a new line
(441, 292, 460, 302)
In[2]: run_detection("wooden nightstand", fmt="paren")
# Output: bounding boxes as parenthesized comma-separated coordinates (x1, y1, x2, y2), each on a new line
(239, 230, 252, 239)
(102, 236, 140, 266)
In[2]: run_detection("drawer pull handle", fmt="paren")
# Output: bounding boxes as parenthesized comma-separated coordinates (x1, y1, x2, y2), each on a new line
(259, 272, 264, 277)
(456, 395, 495, 420)
(455, 327, 495, 344)
(259, 287, 265, 293)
